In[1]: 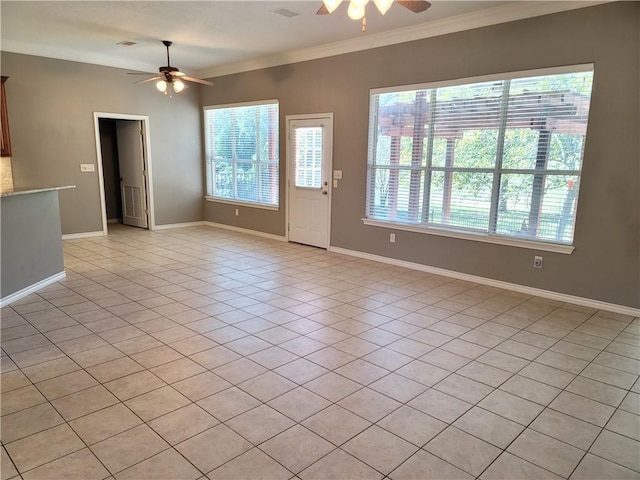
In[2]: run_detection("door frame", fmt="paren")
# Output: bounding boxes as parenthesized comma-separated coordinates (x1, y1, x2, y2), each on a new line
(285, 113, 334, 248)
(93, 112, 155, 234)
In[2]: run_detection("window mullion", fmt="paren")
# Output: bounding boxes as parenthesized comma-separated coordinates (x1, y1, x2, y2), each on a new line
(208, 115, 215, 196)
(431, 167, 494, 173)
(408, 91, 429, 222)
(421, 89, 437, 224)
(488, 80, 511, 234)
(256, 108, 262, 203)
(367, 95, 380, 217)
(229, 110, 238, 200)
(528, 129, 552, 237)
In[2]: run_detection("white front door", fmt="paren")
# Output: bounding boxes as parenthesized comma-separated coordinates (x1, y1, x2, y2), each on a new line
(116, 120, 148, 228)
(287, 115, 333, 248)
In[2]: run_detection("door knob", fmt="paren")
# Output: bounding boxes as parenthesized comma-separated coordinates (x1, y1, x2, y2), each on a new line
(322, 190, 328, 195)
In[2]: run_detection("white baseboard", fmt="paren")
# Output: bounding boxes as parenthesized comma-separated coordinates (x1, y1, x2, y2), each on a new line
(328, 246, 640, 317)
(62, 231, 105, 240)
(153, 221, 207, 230)
(0, 271, 67, 308)
(204, 221, 287, 242)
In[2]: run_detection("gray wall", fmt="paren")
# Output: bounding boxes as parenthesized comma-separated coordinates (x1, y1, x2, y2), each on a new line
(1, 191, 64, 298)
(1, 53, 204, 233)
(201, 3, 639, 309)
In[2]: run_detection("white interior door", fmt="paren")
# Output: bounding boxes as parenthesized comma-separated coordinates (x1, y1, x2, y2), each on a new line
(288, 116, 333, 248)
(116, 120, 148, 228)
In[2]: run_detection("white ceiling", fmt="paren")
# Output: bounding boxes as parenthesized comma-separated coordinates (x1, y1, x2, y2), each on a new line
(1, 1, 600, 78)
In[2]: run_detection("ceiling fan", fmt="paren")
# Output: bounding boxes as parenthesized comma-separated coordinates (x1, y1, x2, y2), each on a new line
(317, 0, 431, 31)
(129, 40, 213, 95)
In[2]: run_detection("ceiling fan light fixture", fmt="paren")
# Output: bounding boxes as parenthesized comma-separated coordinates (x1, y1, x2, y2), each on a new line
(347, 2, 365, 19)
(172, 79, 185, 93)
(322, 0, 342, 13)
(373, 0, 394, 15)
(130, 41, 214, 93)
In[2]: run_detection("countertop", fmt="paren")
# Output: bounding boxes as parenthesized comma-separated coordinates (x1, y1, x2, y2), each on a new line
(0, 185, 75, 198)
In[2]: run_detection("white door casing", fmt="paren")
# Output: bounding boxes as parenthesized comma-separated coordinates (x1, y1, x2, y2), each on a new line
(287, 115, 333, 248)
(94, 112, 155, 235)
(116, 120, 148, 228)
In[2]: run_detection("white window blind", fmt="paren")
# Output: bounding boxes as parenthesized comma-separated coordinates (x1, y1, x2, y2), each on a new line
(204, 101, 279, 207)
(367, 66, 594, 245)
(294, 126, 323, 189)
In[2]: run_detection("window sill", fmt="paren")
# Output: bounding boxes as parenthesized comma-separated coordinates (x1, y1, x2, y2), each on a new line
(361, 218, 574, 254)
(205, 196, 279, 211)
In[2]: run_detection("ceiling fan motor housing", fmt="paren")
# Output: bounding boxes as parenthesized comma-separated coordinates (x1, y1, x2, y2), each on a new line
(160, 66, 179, 82)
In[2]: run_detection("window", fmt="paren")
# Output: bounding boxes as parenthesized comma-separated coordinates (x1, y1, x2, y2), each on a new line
(294, 127, 323, 189)
(366, 65, 594, 247)
(204, 100, 279, 208)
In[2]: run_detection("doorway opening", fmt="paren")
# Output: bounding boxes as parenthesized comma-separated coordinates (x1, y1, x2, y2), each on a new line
(93, 113, 155, 234)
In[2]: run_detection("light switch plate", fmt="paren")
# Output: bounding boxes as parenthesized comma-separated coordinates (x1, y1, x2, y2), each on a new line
(80, 164, 95, 172)
(333, 170, 343, 179)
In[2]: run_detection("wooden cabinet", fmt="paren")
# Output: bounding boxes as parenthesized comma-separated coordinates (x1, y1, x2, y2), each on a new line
(1, 76, 11, 157)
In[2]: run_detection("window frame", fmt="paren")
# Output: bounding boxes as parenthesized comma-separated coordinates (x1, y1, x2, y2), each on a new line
(204, 99, 280, 210)
(364, 64, 594, 254)
(293, 126, 324, 190)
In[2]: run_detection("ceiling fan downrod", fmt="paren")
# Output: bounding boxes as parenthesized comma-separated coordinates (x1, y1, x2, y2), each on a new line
(162, 40, 172, 68)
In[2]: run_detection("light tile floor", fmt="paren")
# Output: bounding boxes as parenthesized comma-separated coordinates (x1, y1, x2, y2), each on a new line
(1, 224, 639, 480)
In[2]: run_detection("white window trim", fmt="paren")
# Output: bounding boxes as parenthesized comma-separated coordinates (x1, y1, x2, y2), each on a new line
(371, 63, 594, 95)
(362, 218, 574, 254)
(203, 99, 280, 209)
(203, 98, 280, 111)
(205, 196, 279, 211)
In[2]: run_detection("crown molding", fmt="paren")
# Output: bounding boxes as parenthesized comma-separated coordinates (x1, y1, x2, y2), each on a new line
(1, 39, 205, 76)
(0, 39, 162, 74)
(196, 1, 607, 79)
(1, 2, 608, 78)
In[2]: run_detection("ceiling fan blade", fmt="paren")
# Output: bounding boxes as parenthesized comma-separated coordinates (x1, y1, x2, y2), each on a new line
(127, 72, 156, 75)
(397, 0, 431, 13)
(316, 4, 329, 14)
(135, 76, 162, 84)
(181, 76, 214, 86)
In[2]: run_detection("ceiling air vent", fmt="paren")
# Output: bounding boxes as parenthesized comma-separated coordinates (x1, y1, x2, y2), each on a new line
(273, 9, 299, 18)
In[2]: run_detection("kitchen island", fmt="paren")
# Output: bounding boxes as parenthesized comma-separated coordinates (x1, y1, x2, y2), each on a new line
(1, 185, 74, 306)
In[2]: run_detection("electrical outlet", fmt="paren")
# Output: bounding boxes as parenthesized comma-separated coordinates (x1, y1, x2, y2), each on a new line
(390, 233, 396, 243)
(533, 256, 543, 268)
(235, 209, 239, 216)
